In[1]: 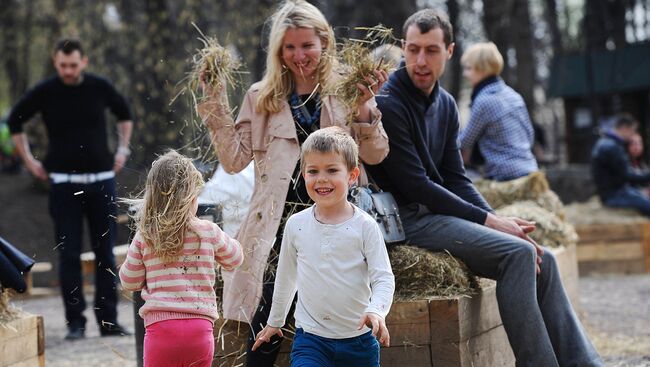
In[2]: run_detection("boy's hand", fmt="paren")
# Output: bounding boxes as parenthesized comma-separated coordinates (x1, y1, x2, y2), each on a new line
(252, 325, 283, 351)
(357, 312, 390, 347)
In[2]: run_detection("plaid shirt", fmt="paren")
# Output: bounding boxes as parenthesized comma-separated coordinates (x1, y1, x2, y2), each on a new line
(459, 79, 538, 181)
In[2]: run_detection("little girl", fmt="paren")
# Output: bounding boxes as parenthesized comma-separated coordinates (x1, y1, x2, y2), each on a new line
(119, 150, 244, 367)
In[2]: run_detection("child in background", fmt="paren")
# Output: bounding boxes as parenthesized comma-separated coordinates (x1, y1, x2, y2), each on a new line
(252, 127, 395, 367)
(119, 150, 243, 367)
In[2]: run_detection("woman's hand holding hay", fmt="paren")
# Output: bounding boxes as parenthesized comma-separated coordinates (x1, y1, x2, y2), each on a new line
(355, 69, 388, 123)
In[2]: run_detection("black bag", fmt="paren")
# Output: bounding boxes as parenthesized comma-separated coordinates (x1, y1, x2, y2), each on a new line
(349, 184, 406, 245)
(0, 236, 35, 293)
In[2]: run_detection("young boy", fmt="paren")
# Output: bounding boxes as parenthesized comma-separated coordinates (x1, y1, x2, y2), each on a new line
(252, 126, 395, 366)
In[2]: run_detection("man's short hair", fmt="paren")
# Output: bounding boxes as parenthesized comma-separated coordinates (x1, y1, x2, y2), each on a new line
(300, 126, 359, 172)
(402, 9, 453, 47)
(461, 42, 504, 76)
(615, 113, 639, 129)
(54, 39, 84, 57)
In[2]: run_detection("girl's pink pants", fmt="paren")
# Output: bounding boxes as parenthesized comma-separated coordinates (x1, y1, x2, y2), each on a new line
(144, 318, 214, 367)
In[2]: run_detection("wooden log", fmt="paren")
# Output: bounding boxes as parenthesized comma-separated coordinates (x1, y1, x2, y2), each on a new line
(554, 244, 579, 310)
(575, 222, 650, 275)
(0, 313, 44, 367)
(575, 223, 643, 242)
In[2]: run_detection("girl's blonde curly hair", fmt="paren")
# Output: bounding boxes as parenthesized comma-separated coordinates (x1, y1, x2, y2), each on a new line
(130, 150, 204, 261)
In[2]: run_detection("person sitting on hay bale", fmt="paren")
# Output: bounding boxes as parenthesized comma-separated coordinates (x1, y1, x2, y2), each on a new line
(591, 113, 650, 216)
(458, 42, 538, 182)
(366, 9, 603, 366)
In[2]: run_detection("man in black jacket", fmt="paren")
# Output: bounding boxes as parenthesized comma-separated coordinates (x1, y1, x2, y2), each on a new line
(8, 39, 132, 340)
(367, 9, 602, 366)
(591, 114, 650, 215)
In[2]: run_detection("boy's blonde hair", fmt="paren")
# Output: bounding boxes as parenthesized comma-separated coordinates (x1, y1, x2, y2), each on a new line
(300, 126, 358, 172)
(461, 42, 504, 76)
(255, 0, 336, 115)
(134, 150, 204, 261)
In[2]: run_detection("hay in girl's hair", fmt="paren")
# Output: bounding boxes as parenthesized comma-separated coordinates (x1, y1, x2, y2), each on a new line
(331, 25, 396, 125)
(496, 201, 578, 248)
(388, 245, 480, 301)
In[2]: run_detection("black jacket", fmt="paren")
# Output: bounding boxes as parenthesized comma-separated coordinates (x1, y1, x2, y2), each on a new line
(366, 65, 492, 224)
(591, 131, 650, 200)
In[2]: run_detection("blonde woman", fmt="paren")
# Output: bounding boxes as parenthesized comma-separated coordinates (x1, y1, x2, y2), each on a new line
(119, 151, 243, 367)
(198, 1, 389, 364)
(459, 42, 538, 181)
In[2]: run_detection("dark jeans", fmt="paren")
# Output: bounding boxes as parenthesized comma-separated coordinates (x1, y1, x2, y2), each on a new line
(49, 178, 118, 330)
(291, 329, 379, 367)
(399, 203, 603, 367)
(604, 185, 650, 216)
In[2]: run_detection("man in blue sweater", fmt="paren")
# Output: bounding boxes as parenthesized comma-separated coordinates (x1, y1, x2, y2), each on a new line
(367, 9, 602, 366)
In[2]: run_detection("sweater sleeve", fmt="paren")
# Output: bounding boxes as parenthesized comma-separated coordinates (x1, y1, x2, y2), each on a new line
(102, 78, 133, 122)
(213, 223, 244, 271)
(7, 84, 44, 134)
(119, 234, 146, 291)
(377, 100, 489, 224)
(363, 220, 394, 318)
(266, 219, 298, 328)
(442, 104, 493, 213)
(197, 86, 254, 174)
(350, 98, 390, 165)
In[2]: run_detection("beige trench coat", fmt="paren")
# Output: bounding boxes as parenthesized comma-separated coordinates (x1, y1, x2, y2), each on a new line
(198, 82, 389, 322)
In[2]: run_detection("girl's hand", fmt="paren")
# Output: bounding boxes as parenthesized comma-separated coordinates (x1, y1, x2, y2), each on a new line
(252, 325, 283, 351)
(355, 69, 389, 122)
(357, 312, 390, 347)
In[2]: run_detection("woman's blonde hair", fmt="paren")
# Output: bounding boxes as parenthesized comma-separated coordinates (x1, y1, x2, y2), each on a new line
(255, 0, 336, 115)
(461, 42, 504, 76)
(132, 150, 204, 261)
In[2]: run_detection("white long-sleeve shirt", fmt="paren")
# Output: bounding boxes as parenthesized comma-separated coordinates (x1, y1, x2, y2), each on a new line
(267, 205, 395, 339)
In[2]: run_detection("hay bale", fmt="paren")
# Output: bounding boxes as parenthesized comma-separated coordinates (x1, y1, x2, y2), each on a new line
(564, 196, 648, 225)
(475, 171, 566, 218)
(388, 246, 478, 301)
(0, 289, 19, 324)
(496, 202, 577, 248)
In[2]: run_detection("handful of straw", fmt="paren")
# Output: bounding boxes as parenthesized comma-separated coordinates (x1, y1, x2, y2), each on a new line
(180, 24, 243, 109)
(332, 25, 396, 124)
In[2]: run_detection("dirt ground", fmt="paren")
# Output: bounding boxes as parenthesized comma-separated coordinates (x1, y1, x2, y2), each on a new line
(2, 170, 650, 366)
(4, 274, 649, 367)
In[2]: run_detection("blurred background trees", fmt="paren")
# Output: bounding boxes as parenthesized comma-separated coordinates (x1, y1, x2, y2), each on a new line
(1, 0, 650, 169)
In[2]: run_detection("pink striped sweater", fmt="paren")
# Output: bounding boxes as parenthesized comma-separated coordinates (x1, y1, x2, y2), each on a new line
(119, 218, 244, 327)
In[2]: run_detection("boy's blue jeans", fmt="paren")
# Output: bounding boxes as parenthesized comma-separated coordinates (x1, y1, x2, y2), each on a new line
(290, 328, 379, 367)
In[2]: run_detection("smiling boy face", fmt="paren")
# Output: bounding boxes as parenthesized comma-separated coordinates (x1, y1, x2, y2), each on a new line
(302, 151, 359, 209)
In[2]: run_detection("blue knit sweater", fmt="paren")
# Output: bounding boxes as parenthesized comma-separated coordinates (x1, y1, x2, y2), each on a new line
(366, 66, 492, 224)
